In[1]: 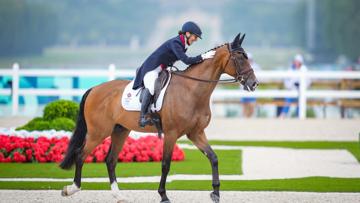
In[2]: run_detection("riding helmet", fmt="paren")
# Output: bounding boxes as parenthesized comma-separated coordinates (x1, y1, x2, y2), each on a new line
(181, 21, 202, 39)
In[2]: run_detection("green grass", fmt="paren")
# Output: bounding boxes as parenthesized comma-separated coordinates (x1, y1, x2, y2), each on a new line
(0, 149, 242, 178)
(1, 177, 360, 192)
(1, 140, 360, 192)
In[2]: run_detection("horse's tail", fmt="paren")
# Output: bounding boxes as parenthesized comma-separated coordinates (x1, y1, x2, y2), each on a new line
(60, 88, 92, 170)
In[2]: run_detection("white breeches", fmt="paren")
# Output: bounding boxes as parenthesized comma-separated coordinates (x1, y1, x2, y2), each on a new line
(143, 66, 162, 95)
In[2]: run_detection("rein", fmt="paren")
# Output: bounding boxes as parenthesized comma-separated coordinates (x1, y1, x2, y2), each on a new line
(170, 66, 238, 84)
(169, 44, 252, 84)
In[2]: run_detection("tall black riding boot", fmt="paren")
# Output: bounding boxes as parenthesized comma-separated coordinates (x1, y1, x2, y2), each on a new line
(139, 88, 152, 128)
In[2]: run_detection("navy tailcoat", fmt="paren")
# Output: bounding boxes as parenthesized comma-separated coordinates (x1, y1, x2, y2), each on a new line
(132, 35, 203, 90)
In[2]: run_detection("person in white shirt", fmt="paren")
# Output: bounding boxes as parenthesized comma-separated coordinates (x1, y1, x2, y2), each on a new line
(278, 54, 308, 118)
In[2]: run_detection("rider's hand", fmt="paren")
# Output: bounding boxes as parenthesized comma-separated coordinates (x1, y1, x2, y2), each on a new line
(201, 50, 216, 60)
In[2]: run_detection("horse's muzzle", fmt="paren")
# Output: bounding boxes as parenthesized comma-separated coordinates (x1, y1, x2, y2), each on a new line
(251, 80, 259, 91)
(243, 79, 258, 92)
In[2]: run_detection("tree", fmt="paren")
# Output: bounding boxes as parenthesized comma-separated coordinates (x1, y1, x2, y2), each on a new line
(55, 0, 161, 45)
(314, 0, 360, 61)
(0, 0, 58, 56)
(222, 0, 304, 47)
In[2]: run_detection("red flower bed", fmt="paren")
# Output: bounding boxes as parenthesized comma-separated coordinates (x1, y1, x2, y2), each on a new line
(0, 135, 184, 163)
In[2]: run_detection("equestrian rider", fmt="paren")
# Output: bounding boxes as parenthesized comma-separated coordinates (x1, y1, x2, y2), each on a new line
(133, 21, 216, 127)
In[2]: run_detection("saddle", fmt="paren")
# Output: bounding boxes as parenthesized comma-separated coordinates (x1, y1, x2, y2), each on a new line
(138, 70, 170, 138)
(139, 70, 170, 108)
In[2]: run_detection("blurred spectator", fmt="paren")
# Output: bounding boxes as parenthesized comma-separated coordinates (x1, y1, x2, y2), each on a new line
(277, 54, 308, 118)
(355, 56, 360, 70)
(341, 56, 359, 118)
(241, 53, 261, 118)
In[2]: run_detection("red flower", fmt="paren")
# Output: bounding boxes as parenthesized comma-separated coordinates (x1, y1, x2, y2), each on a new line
(0, 134, 184, 163)
(25, 149, 33, 161)
(85, 155, 94, 163)
(3, 157, 11, 162)
(0, 152, 4, 162)
(13, 151, 26, 162)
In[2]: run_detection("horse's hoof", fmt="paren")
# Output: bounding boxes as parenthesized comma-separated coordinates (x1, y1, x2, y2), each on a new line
(112, 191, 124, 199)
(210, 192, 220, 203)
(61, 183, 80, 196)
(112, 191, 127, 202)
(160, 200, 171, 203)
(61, 189, 66, 196)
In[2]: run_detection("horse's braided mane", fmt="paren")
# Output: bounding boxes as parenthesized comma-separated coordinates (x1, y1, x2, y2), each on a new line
(178, 43, 228, 72)
(204, 43, 228, 53)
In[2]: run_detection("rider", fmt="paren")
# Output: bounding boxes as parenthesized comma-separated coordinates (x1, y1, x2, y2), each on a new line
(133, 21, 216, 127)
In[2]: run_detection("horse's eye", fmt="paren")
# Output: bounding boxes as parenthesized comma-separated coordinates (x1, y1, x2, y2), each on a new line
(243, 53, 248, 59)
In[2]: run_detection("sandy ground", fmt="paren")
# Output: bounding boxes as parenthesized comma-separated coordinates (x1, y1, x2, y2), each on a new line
(204, 118, 360, 141)
(0, 190, 360, 203)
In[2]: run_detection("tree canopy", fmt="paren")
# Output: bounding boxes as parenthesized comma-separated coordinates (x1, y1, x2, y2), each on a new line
(0, 0, 58, 56)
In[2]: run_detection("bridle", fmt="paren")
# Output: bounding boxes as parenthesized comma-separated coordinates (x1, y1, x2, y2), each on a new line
(224, 43, 254, 85)
(170, 43, 253, 84)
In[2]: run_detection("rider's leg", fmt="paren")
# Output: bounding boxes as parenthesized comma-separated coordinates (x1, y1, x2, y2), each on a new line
(139, 88, 152, 127)
(139, 66, 161, 127)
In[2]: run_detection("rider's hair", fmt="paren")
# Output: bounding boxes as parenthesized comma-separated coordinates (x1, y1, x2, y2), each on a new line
(178, 30, 185, 35)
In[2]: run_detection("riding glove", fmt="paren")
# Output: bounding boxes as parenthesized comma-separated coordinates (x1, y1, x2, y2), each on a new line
(201, 50, 216, 60)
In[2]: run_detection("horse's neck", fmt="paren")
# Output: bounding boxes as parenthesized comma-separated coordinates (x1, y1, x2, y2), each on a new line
(182, 48, 228, 100)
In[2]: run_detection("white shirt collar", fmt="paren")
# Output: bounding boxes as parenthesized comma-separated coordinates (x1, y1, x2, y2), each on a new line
(183, 34, 188, 49)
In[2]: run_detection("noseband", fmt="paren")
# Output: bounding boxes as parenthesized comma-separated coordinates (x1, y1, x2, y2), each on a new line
(171, 43, 253, 84)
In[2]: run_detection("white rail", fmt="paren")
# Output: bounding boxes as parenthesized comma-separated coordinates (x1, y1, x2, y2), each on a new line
(1, 63, 360, 119)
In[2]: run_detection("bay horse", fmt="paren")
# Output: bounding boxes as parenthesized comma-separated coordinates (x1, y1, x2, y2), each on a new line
(60, 33, 258, 203)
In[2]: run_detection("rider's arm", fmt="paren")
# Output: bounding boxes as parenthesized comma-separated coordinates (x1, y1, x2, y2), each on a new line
(170, 41, 202, 65)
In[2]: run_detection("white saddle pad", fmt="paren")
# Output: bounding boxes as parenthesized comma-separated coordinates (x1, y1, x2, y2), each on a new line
(121, 73, 172, 112)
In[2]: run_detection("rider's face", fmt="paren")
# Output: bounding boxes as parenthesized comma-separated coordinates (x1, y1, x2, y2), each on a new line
(185, 32, 198, 46)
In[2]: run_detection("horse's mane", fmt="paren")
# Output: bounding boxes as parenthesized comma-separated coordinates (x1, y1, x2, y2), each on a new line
(204, 43, 228, 53)
(175, 43, 228, 72)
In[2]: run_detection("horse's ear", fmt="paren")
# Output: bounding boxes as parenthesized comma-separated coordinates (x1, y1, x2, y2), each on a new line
(233, 33, 241, 44)
(231, 33, 241, 49)
(239, 33, 246, 46)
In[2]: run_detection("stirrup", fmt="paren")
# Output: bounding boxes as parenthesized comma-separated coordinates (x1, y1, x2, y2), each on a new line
(139, 117, 152, 128)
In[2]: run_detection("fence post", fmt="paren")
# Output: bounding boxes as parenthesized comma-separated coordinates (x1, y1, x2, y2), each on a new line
(12, 63, 19, 115)
(299, 68, 307, 119)
(108, 64, 116, 81)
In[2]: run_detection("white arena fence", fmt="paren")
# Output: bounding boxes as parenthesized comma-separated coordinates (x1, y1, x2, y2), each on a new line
(1, 63, 360, 119)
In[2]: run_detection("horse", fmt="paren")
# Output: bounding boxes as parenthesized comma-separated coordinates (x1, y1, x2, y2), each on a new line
(59, 33, 258, 203)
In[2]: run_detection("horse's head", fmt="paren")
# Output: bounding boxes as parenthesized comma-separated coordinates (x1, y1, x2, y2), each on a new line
(223, 33, 258, 91)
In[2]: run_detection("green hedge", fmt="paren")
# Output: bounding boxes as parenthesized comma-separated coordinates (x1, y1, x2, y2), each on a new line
(16, 100, 78, 131)
(43, 100, 79, 122)
(16, 117, 50, 131)
(50, 117, 75, 131)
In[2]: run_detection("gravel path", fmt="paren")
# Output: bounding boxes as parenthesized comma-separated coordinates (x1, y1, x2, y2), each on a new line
(1, 190, 360, 203)
(204, 118, 360, 141)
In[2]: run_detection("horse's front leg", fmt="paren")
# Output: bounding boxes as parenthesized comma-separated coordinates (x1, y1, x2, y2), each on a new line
(158, 132, 177, 203)
(187, 130, 220, 203)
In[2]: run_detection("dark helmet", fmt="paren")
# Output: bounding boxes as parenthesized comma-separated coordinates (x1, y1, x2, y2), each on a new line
(181, 21, 202, 39)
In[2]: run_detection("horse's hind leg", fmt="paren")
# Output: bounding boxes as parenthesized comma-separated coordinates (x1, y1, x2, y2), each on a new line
(105, 124, 130, 199)
(61, 133, 105, 196)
